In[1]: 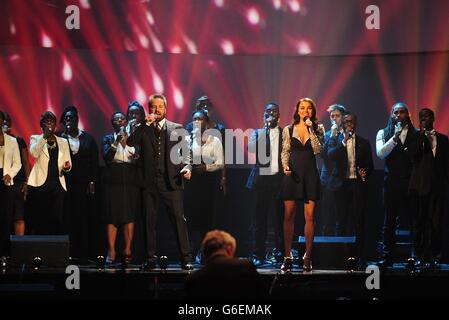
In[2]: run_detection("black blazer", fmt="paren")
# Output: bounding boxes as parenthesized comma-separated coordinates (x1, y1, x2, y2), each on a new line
(326, 133, 374, 190)
(127, 120, 191, 190)
(320, 129, 334, 188)
(408, 132, 449, 196)
(60, 131, 99, 186)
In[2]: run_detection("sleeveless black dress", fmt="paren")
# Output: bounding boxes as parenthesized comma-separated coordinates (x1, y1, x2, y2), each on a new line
(280, 127, 321, 201)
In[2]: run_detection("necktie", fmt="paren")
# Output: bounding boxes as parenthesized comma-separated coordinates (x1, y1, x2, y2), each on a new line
(155, 122, 161, 135)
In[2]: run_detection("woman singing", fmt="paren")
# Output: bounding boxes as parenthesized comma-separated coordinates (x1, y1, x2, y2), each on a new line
(280, 98, 324, 273)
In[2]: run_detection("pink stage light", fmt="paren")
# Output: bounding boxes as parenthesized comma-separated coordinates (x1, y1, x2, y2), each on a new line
(247, 8, 260, 25)
(288, 0, 301, 13)
(62, 58, 73, 82)
(214, 0, 225, 8)
(41, 32, 53, 48)
(221, 40, 234, 55)
(79, 0, 90, 10)
(272, 0, 282, 10)
(173, 86, 184, 110)
(297, 41, 311, 55)
(152, 68, 164, 93)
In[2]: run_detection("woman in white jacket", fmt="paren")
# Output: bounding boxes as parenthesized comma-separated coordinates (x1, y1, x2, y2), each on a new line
(28, 111, 72, 235)
(0, 110, 22, 257)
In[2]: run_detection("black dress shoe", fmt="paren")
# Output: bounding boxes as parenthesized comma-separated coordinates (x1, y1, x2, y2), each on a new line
(280, 257, 293, 274)
(251, 255, 264, 267)
(414, 259, 426, 269)
(376, 258, 392, 269)
(357, 259, 367, 271)
(143, 257, 157, 270)
(181, 262, 193, 271)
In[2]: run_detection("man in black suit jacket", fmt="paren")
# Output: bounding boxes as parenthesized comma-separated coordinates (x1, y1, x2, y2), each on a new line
(246, 103, 284, 266)
(408, 108, 449, 267)
(375, 102, 419, 268)
(127, 94, 193, 270)
(320, 104, 346, 235)
(327, 112, 374, 268)
(59, 106, 99, 262)
(185, 230, 266, 300)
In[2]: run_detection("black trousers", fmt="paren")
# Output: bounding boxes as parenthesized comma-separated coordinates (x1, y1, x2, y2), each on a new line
(142, 175, 191, 262)
(0, 179, 12, 256)
(65, 183, 94, 260)
(184, 170, 220, 254)
(29, 183, 66, 235)
(381, 177, 412, 259)
(253, 173, 284, 258)
(335, 179, 367, 259)
(412, 192, 444, 262)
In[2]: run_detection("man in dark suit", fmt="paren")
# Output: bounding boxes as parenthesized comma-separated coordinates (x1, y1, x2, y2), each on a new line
(127, 94, 193, 270)
(320, 104, 346, 235)
(375, 102, 419, 268)
(247, 102, 284, 266)
(408, 108, 449, 268)
(327, 112, 374, 268)
(185, 230, 266, 300)
(59, 106, 99, 262)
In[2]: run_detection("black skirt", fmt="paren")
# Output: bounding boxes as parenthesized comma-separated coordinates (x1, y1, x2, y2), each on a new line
(104, 163, 139, 226)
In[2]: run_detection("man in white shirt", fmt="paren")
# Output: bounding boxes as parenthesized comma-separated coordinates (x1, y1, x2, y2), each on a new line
(59, 106, 99, 262)
(375, 102, 418, 268)
(327, 112, 374, 269)
(247, 103, 284, 266)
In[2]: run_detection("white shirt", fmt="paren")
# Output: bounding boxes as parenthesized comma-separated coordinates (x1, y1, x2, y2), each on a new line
(67, 129, 83, 155)
(343, 135, 357, 179)
(248, 127, 280, 175)
(376, 125, 409, 160)
(112, 133, 136, 163)
(427, 130, 437, 157)
(155, 119, 166, 131)
(190, 133, 224, 172)
(268, 127, 280, 174)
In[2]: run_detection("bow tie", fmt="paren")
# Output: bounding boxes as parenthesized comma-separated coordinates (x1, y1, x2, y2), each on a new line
(425, 129, 436, 136)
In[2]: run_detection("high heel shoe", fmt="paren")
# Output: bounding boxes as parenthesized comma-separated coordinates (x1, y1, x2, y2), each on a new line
(280, 257, 293, 274)
(303, 255, 312, 273)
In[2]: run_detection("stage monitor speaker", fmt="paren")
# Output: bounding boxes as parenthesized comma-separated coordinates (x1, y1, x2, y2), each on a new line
(9, 235, 70, 268)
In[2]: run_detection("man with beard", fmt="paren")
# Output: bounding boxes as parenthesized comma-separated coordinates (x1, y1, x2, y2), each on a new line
(127, 94, 193, 270)
(375, 102, 418, 268)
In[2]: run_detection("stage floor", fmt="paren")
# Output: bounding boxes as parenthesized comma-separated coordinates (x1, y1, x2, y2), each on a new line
(1, 261, 449, 300)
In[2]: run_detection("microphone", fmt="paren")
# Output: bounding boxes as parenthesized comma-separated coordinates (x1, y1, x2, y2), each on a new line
(265, 115, 273, 129)
(146, 113, 157, 125)
(348, 130, 353, 138)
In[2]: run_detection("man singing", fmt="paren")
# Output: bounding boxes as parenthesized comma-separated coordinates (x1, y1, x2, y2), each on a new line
(127, 94, 193, 270)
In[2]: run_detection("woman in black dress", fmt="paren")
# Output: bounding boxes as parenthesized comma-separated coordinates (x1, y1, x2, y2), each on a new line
(2, 112, 30, 236)
(102, 112, 138, 264)
(280, 98, 324, 273)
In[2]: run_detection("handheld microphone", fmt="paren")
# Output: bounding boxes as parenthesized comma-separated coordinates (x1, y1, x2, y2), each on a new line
(265, 115, 273, 128)
(348, 130, 353, 138)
